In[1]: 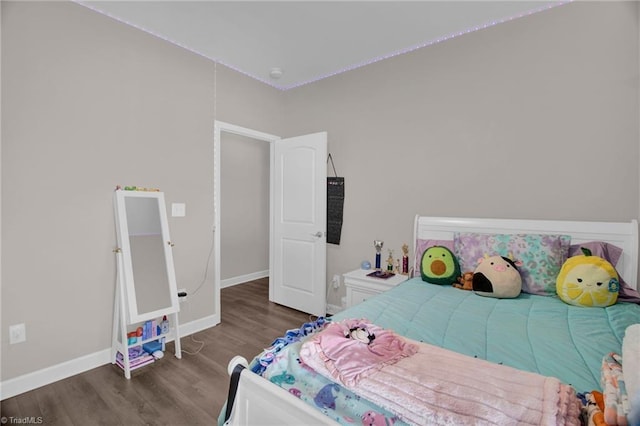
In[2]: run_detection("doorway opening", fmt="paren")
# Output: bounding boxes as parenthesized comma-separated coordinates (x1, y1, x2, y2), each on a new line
(213, 121, 328, 319)
(213, 122, 280, 320)
(219, 133, 270, 287)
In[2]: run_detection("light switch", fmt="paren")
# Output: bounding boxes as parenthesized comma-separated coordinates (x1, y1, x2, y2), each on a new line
(9, 323, 26, 344)
(171, 203, 186, 217)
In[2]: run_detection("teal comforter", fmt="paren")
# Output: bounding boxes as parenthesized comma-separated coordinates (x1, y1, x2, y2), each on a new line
(334, 277, 640, 393)
(220, 278, 640, 425)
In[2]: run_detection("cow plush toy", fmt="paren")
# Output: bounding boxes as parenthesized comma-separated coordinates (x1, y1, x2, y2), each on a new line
(472, 255, 523, 298)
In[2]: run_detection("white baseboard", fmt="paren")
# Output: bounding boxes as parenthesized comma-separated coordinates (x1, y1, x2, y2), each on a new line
(179, 313, 220, 338)
(0, 348, 112, 402)
(221, 270, 269, 288)
(0, 314, 220, 401)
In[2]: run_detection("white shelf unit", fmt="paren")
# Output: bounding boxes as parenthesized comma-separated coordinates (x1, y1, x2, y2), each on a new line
(111, 249, 181, 378)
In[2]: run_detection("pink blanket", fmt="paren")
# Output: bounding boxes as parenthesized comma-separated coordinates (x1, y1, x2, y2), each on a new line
(300, 319, 581, 426)
(303, 318, 418, 386)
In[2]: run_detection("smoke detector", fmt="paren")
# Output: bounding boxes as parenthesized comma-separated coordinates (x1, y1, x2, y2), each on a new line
(269, 67, 284, 80)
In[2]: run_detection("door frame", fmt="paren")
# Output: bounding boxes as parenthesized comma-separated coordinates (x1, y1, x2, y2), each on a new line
(213, 121, 280, 319)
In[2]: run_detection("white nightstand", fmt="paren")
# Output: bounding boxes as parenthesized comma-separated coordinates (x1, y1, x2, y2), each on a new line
(343, 269, 409, 308)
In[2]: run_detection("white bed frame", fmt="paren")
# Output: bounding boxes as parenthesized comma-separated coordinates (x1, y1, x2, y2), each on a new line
(223, 216, 639, 425)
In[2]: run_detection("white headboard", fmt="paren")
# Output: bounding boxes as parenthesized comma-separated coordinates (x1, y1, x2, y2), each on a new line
(413, 215, 639, 290)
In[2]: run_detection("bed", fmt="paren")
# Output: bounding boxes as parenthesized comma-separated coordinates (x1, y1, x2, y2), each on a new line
(220, 215, 640, 425)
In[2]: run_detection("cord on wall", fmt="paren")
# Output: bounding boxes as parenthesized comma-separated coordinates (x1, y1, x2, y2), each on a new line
(189, 227, 215, 298)
(187, 59, 217, 301)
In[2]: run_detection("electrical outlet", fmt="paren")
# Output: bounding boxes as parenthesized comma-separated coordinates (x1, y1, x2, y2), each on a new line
(178, 288, 188, 303)
(331, 274, 340, 289)
(9, 323, 26, 344)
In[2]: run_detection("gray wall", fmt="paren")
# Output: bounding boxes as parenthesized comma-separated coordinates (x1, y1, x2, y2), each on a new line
(220, 133, 270, 281)
(283, 1, 640, 307)
(1, 1, 283, 380)
(1, 0, 639, 384)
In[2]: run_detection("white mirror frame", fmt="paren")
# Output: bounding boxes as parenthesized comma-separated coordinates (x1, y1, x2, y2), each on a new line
(113, 190, 180, 324)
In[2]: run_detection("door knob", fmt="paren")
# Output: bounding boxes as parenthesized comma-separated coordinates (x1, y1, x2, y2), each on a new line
(312, 231, 323, 238)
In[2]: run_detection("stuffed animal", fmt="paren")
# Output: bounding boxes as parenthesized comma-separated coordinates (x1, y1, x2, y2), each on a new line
(472, 255, 523, 299)
(453, 272, 474, 290)
(344, 326, 376, 345)
(420, 246, 461, 285)
(556, 247, 619, 307)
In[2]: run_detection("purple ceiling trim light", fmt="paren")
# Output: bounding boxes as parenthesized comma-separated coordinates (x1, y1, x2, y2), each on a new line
(74, 1, 570, 92)
(76, 2, 210, 62)
(284, 1, 571, 90)
(74, 1, 272, 87)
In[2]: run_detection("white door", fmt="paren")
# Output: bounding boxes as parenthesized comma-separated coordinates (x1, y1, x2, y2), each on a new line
(271, 132, 327, 316)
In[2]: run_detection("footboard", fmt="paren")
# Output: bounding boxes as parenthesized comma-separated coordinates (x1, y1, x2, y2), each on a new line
(223, 356, 338, 426)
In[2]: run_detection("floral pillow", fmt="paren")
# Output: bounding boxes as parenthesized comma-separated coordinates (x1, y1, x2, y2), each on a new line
(454, 233, 571, 296)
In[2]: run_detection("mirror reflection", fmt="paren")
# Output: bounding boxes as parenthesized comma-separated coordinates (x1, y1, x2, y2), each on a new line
(124, 197, 173, 315)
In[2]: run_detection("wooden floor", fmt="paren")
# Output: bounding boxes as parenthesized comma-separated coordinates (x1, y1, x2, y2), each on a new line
(0, 278, 312, 425)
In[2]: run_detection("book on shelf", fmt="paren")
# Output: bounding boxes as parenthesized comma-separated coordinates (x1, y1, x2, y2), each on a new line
(116, 351, 155, 369)
(116, 357, 154, 371)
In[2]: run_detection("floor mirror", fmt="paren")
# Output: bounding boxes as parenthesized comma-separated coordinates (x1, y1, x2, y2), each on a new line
(112, 189, 181, 378)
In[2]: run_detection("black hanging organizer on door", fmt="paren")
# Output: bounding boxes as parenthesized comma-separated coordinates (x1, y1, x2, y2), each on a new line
(327, 154, 344, 245)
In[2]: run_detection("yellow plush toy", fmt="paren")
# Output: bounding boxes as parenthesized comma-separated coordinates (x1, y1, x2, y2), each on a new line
(556, 247, 619, 307)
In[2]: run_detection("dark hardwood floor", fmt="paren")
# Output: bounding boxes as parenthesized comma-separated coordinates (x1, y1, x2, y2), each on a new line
(0, 278, 312, 425)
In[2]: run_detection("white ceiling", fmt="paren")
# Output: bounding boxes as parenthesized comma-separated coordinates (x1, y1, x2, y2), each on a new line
(77, 1, 564, 90)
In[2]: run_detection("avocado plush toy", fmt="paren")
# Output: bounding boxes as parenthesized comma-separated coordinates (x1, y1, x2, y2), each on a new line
(421, 246, 461, 285)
